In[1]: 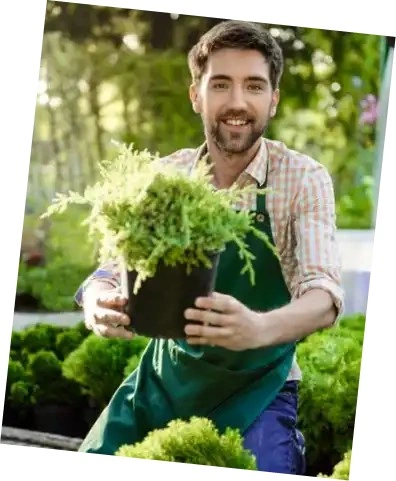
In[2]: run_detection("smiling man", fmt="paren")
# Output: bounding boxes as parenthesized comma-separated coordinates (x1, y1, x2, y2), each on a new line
(75, 20, 344, 476)
(191, 47, 278, 166)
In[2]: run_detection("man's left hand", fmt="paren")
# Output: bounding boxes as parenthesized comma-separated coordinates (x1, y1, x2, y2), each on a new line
(184, 292, 261, 351)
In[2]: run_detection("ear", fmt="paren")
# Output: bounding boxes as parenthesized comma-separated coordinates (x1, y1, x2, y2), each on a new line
(189, 83, 202, 114)
(270, 88, 280, 118)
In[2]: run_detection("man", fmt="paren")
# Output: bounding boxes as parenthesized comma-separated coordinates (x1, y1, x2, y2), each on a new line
(75, 20, 344, 476)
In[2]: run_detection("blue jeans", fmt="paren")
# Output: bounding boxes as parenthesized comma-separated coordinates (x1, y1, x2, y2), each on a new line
(242, 381, 306, 475)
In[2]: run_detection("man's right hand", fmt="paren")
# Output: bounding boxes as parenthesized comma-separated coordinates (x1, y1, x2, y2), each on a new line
(82, 283, 134, 340)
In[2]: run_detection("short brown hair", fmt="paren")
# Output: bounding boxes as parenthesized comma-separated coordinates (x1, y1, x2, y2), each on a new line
(188, 20, 284, 90)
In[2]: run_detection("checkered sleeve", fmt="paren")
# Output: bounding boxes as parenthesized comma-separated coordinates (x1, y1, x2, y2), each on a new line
(292, 161, 345, 323)
(73, 261, 121, 307)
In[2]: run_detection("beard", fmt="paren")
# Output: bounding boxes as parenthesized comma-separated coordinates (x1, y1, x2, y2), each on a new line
(207, 109, 271, 155)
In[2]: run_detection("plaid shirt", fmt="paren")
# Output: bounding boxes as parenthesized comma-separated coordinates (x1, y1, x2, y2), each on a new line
(75, 137, 345, 381)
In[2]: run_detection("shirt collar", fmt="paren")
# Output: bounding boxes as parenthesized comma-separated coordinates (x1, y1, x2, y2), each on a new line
(192, 137, 269, 187)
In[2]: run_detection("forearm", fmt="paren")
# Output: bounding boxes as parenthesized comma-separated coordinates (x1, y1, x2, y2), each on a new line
(255, 288, 337, 348)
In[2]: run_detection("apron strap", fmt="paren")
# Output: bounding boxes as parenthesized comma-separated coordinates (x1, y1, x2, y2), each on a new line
(256, 154, 270, 213)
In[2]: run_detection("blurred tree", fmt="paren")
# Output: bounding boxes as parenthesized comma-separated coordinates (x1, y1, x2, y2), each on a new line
(16, 2, 386, 313)
(29, 1, 382, 232)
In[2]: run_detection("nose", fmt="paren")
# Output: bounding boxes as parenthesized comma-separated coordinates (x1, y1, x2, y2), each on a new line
(228, 84, 248, 111)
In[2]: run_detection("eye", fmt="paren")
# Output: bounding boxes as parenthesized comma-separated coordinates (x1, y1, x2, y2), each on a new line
(247, 84, 264, 92)
(212, 82, 228, 90)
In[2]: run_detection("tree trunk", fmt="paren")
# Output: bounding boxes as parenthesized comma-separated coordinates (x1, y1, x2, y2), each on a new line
(87, 76, 105, 176)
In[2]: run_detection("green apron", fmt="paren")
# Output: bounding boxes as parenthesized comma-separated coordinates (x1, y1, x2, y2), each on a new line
(78, 174, 295, 455)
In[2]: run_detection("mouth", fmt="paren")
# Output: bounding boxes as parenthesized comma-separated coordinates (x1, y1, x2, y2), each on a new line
(220, 118, 251, 129)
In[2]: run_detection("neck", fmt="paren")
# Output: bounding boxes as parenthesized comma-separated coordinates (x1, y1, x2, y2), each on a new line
(206, 138, 262, 189)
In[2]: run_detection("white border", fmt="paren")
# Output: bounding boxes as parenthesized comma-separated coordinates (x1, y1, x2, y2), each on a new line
(1, 1, 395, 480)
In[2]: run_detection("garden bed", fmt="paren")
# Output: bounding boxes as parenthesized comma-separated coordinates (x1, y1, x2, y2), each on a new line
(3, 314, 365, 477)
(1, 426, 82, 451)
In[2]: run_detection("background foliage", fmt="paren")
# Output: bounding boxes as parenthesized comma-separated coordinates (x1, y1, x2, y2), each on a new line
(17, 2, 382, 312)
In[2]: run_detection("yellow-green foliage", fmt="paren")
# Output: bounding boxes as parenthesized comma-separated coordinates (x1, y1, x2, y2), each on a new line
(42, 143, 276, 294)
(116, 416, 257, 470)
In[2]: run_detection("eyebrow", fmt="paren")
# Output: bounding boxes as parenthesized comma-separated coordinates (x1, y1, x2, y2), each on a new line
(209, 74, 269, 84)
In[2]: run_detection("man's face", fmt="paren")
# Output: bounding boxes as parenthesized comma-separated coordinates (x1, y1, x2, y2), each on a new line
(190, 48, 279, 155)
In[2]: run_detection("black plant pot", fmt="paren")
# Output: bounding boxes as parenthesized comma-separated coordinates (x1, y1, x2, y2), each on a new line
(121, 251, 220, 339)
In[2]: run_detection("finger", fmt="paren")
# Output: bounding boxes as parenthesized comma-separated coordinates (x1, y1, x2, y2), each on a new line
(84, 319, 94, 331)
(184, 307, 230, 327)
(97, 290, 128, 309)
(184, 323, 233, 339)
(194, 292, 240, 313)
(185, 335, 228, 348)
(94, 323, 134, 340)
(94, 307, 131, 326)
(186, 336, 211, 346)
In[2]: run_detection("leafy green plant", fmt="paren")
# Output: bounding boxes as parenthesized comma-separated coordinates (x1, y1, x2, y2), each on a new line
(297, 315, 365, 475)
(8, 380, 36, 415)
(17, 260, 94, 312)
(9, 332, 25, 363)
(116, 416, 257, 470)
(21, 323, 65, 354)
(55, 328, 85, 360)
(72, 320, 93, 340)
(6, 360, 27, 396)
(28, 350, 63, 385)
(337, 313, 366, 344)
(41, 143, 276, 294)
(26, 349, 83, 407)
(62, 333, 149, 408)
(10, 331, 23, 352)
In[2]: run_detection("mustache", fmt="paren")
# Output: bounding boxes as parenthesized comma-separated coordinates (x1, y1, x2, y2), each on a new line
(217, 110, 254, 121)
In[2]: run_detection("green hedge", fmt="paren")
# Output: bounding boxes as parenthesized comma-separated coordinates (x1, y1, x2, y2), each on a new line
(297, 314, 364, 476)
(4, 322, 150, 436)
(5, 313, 364, 475)
(6, 322, 149, 409)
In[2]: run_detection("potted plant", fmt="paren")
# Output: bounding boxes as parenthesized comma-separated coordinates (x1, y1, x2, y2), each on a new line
(41, 143, 276, 338)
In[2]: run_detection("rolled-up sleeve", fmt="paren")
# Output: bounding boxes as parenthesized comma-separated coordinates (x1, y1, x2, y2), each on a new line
(74, 261, 121, 307)
(292, 162, 345, 323)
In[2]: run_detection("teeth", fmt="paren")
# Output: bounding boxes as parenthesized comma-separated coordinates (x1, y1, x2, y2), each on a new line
(225, 119, 248, 126)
